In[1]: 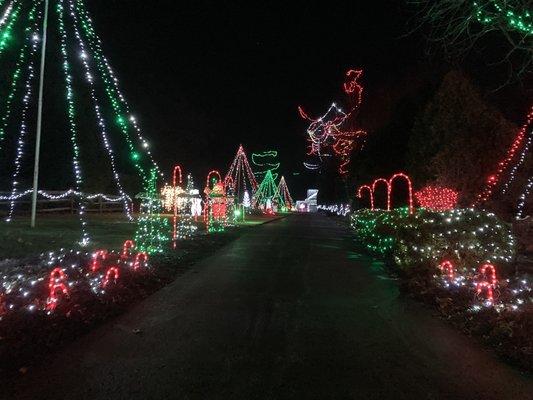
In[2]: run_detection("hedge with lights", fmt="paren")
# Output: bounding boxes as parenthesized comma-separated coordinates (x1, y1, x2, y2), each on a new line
(350, 208, 516, 272)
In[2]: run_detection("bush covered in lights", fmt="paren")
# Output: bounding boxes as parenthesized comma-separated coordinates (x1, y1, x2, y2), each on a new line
(350, 208, 516, 272)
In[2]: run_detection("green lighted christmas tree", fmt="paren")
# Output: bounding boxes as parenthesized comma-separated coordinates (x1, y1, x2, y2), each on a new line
(252, 170, 282, 212)
(134, 169, 169, 254)
(0, 0, 159, 245)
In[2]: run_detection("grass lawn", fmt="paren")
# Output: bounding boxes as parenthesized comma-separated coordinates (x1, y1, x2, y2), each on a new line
(0, 213, 286, 259)
(0, 214, 137, 259)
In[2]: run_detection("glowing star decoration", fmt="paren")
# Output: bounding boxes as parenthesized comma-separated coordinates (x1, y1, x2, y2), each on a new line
(298, 69, 368, 174)
(204, 170, 227, 233)
(0, 0, 161, 244)
(415, 186, 459, 211)
(357, 173, 414, 214)
(46, 267, 69, 311)
(277, 176, 294, 210)
(225, 145, 258, 204)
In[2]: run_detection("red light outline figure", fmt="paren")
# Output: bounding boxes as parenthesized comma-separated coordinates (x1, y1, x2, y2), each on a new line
(46, 267, 69, 311)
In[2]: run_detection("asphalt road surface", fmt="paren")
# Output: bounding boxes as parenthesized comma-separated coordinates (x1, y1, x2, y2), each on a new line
(6, 214, 533, 400)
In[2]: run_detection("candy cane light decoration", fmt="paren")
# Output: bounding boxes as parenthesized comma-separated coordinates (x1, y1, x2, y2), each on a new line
(476, 263, 498, 303)
(357, 185, 374, 210)
(388, 173, 414, 215)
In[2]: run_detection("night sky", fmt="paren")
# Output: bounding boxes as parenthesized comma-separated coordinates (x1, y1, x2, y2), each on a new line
(87, 0, 434, 199)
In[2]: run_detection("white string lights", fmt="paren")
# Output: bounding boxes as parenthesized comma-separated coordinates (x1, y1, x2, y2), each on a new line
(56, 0, 88, 244)
(1, 0, 159, 242)
(7, 3, 41, 221)
(66, 0, 131, 219)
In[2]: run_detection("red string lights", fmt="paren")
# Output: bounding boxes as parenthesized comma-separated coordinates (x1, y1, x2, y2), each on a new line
(224, 145, 258, 202)
(415, 186, 458, 211)
(91, 250, 108, 272)
(475, 105, 533, 205)
(46, 268, 69, 311)
(438, 260, 455, 281)
(388, 173, 414, 215)
(357, 185, 374, 210)
(357, 172, 414, 214)
(121, 240, 135, 260)
(102, 266, 120, 288)
(475, 263, 498, 303)
(133, 252, 148, 271)
(298, 69, 367, 174)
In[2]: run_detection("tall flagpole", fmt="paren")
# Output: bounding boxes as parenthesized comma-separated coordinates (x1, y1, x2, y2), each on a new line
(31, 0, 49, 228)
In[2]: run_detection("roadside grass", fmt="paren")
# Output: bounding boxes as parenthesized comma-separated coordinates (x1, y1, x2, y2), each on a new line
(0, 214, 137, 259)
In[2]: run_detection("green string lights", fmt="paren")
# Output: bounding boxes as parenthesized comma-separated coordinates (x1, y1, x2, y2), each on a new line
(473, 1, 532, 36)
(350, 208, 516, 270)
(134, 169, 169, 254)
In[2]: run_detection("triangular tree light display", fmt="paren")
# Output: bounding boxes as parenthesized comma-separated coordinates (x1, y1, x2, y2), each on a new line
(277, 176, 293, 210)
(224, 144, 258, 204)
(0, 0, 159, 244)
(475, 105, 532, 219)
(252, 169, 282, 211)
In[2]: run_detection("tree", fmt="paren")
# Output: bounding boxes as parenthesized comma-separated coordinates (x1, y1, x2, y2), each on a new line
(409, 0, 532, 86)
(407, 70, 516, 205)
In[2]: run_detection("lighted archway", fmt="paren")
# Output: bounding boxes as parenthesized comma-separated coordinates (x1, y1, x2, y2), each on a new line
(372, 178, 389, 210)
(357, 185, 374, 210)
(205, 170, 222, 191)
(387, 173, 413, 214)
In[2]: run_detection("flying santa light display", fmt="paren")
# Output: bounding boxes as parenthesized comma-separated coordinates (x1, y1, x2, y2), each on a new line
(298, 69, 368, 174)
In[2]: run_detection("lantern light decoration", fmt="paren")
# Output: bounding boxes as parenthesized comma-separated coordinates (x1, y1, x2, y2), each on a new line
(204, 170, 227, 233)
(298, 69, 368, 174)
(224, 144, 258, 203)
(415, 186, 458, 211)
(357, 172, 414, 214)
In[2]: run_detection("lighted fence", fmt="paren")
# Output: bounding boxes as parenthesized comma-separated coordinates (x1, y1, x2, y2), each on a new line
(0, 190, 131, 215)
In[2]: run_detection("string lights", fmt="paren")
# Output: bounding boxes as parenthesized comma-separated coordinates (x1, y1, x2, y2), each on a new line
(0, 240, 150, 317)
(1, 0, 159, 244)
(298, 69, 367, 174)
(252, 150, 280, 181)
(475, 105, 533, 217)
(225, 144, 258, 204)
(277, 176, 294, 210)
(415, 186, 458, 211)
(204, 170, 227, 233)
(252, 169, 282, 213)
(357, 173, 414, 214)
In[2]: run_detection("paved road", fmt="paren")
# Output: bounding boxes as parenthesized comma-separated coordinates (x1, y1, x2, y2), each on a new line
(7, 215, 533, 399)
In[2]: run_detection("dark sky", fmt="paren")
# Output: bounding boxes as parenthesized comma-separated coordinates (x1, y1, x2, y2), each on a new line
(87, 0, 431, 198)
